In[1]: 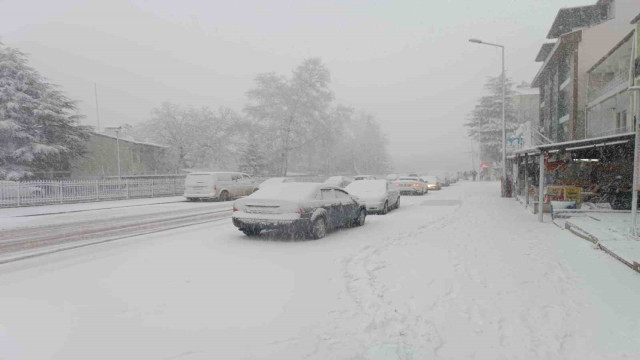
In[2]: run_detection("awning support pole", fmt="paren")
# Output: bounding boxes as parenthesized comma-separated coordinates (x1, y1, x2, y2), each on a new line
(538, 152, 545, 222)
(524, 153, 529, 207)
(631, 89, 639, 236)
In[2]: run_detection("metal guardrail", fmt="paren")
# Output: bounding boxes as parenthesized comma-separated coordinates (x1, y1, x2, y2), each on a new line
(0, 178, 186, 207)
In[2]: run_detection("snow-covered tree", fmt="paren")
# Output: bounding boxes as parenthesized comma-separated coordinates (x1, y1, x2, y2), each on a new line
(245, 58, 333, 176)
(0, 43, 89, 179)
(137, 102, 242, 172)
(238, 140, 266, 176)
(466, 75, 518, 164)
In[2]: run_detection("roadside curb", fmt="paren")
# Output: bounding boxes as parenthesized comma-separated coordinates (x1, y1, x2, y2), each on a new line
(565, 221, 640, 274)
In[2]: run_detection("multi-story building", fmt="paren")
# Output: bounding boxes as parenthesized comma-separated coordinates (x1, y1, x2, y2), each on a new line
(532, 0, 637, 142)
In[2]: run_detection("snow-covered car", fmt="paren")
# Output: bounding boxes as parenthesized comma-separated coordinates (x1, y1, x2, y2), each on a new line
(345, 179, 400, 215)
(232, 183, 367, 239)
(184, 172, 258, 201)
(393, 176, 428, 195)
(422, 176, 442, 190)
(385, 174, 399, 182)
(0, 180, 43, 199)
(353, 175, 377, 181)
(324, 175, 352, 188)
(258, 177, 296, 189)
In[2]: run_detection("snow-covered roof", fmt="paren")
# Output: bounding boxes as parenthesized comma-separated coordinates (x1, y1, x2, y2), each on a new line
(535, 43, 556, 62)
(546, 4, 602, 39)
(514, 132, 634, 155)
(92, 132, 167, 149)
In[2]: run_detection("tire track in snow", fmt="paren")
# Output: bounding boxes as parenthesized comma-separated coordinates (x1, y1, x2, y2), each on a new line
(303, 194, 465, 359)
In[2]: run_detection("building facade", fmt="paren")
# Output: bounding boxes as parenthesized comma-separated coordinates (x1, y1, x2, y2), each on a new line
(71, 131, 171, 179)
(532, 0, 637, 142)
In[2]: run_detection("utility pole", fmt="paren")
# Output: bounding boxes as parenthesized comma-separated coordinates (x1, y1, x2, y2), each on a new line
(94, 83, 101, 131)
(469, 38, 507, 197)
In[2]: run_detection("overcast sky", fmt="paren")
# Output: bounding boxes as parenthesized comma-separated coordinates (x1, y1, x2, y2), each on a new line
(0, 0, 590, 172)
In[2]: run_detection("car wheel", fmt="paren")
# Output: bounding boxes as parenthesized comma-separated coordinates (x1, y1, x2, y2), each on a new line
(310, 217, 327, 239)
(381, 201, 389, 215)
(394, 197, 400, 209)
(353, 209, 366, 227)
(241, 227, 261, 236)
(219, 191, 230, 202)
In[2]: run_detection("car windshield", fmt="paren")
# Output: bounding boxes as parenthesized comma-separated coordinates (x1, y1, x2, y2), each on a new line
(399, 177, 418, 181)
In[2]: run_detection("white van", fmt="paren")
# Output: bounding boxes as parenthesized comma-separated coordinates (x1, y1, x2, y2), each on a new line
(184, 172, 257, 201)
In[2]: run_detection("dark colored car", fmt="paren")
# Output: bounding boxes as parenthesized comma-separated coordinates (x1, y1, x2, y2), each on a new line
(232, 183, 367, 239)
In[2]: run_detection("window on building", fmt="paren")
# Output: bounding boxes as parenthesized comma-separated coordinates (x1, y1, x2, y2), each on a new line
(616, 110, 627, 131)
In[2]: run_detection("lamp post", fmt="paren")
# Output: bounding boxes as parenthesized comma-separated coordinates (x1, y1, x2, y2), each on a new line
(469, 38, 507, 197)
(104, 126, 122, 180)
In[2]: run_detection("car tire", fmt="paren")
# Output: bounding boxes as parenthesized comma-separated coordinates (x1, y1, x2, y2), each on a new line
(381, 201, 389, 215)
(219, 191, 230, 202)
(310, 217, 327, 239)
(353, 209, 366, 227)
(241, 227, 261, 237)
(394, 197, 400, 209)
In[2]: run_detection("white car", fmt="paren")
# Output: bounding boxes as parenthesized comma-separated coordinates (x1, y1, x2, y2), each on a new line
(345, 179, 400, 215)
(422, 176, 442, 190)
(393, 176, 428, 195)
(184, 172, 258, 201)
(324, 176, 352, 188)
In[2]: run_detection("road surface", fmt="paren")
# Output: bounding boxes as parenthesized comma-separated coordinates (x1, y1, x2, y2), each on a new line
(0, 182, 639, 359)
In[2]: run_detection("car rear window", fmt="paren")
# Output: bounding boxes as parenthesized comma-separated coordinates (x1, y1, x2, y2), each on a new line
(250, 183, 320, 201)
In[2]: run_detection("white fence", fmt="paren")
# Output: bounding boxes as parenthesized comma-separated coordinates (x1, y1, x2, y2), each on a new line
(0, 178, 186, 208)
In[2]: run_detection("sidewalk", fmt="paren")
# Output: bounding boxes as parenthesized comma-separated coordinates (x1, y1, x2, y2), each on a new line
(554, 211, 640, 273)
(0, 196, 185, 219)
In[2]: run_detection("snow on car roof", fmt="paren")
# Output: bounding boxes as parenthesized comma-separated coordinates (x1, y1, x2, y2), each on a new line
(345, 179, 386, 194)
(249, 182, 322, 201)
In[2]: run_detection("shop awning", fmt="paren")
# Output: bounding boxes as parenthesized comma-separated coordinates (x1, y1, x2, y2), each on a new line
(513, 132, 634, 156)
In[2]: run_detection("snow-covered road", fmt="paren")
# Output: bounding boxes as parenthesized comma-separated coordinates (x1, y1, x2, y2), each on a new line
(1, 182, 639, 359)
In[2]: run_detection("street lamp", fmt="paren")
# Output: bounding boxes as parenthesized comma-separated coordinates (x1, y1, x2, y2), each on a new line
(469, 38, 507, 197)
(104, 126, 122, 181)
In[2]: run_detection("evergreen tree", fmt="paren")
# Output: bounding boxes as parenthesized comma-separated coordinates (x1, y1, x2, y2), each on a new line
(0, 43, 89, 179)
(465, 75, 518, 164)
(238, 140, 266, 176)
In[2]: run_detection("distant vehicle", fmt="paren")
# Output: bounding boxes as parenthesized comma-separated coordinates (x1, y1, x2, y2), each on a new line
(324, 176, 352, 188)
(0, 180, 43, 199)
(422, 176, 441, 190)
(232, 183, 367, 239)
(353, 175, 377, 181)
(345, 179, 400, 215)
(393, 176, 428, 195)
(258, 177, 296, 189)
(385, 174, 399, 182)
(184, 172, 257, 201)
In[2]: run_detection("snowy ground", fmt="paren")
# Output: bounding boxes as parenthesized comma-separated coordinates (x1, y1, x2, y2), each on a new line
(0, 197, 229, 230)
(1, 182, 639, 359)
(558, 212, 640, 270)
